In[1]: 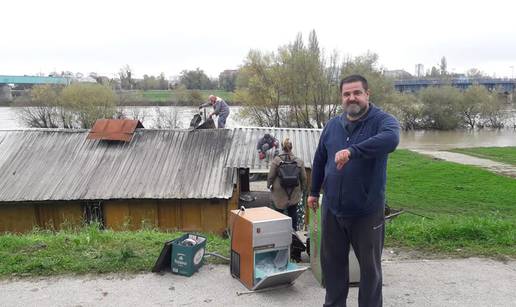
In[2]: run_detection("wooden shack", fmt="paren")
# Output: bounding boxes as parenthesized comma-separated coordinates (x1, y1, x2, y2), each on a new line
(0, 126, 238, 233)
(0, 124, 320, 234)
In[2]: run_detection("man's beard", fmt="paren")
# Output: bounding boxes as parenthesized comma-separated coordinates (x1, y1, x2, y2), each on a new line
(345, 102, 367, 118)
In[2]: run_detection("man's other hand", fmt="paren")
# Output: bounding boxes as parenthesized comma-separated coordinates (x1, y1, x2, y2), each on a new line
(307, 196, 319, 212)
(335, 149, 351, 170)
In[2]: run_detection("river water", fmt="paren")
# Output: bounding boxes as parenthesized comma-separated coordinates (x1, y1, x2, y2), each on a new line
(1, 106, 515, 150)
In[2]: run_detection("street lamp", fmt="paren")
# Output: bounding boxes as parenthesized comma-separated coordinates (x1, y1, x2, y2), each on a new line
(510, 66, 514, 79)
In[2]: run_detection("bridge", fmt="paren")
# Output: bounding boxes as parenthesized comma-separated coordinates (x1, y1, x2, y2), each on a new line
(0, 75, 72, 103)
(394, 78, 516, 93)
(0, 75, 71, 85)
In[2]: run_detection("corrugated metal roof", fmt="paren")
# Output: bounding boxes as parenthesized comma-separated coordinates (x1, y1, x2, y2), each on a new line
(226, 127, 322, 172)
(87, 119, 144, 142)
(0, 129, 234, 202)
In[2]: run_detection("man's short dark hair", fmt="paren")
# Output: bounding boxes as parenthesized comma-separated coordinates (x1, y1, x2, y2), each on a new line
(340, 75, 369, 92)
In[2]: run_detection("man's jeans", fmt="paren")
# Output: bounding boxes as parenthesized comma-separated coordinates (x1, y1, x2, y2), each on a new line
(217, 113, 229, 128)
(321, 207, 385, 307)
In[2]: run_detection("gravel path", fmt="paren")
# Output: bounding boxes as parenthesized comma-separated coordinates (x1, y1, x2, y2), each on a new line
(412, 149, 516, 178)
(1, 256, 514, 307)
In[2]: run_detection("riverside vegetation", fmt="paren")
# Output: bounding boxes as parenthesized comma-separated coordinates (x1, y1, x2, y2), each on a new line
(14, 83, 234, 129)
(1, 150, 514, 277)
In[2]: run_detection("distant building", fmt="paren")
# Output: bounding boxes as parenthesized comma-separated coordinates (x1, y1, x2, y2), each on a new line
(73, 76, 97, 83)
(383, 69, 412, 79)
(415, 64, 424, 78)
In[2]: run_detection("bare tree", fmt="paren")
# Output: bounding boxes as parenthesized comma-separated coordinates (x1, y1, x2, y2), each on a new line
(237, 31, 341, 128)
(119, 65, 134, 90)
(16, 85, 61, 128)
(153, 107, 180, 129)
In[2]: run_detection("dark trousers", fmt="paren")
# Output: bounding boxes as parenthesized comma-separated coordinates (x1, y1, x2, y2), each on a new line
(276, 204, 298, 231)
(321, 207, 385, 307)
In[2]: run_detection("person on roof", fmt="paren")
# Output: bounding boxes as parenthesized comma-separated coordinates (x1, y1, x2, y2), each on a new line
(256, 133, 279, 160)
(199, 95, 230, 128)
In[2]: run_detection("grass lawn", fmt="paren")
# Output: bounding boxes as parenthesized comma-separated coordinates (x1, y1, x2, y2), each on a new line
(0, 227, 229, 277)
(385, 150, 515, 258)
(140, 90, 173, 102)
(124, 90, 234, 104)
(449, 146, 516, 166)
(0, 149, 514, 277)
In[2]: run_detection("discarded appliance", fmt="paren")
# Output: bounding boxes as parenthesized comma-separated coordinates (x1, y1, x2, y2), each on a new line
(152, 233, 206, 277)
(190, 108, 215, 130)
(229, 206, 307, 291)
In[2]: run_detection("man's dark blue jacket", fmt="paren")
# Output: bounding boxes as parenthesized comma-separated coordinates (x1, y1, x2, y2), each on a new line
(310, 103, 400, 217)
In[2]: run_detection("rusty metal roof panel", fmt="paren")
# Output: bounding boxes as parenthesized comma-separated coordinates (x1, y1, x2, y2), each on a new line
(0, 129, 234, 202)
(87, 119, 144, 142)
(226, 127, 322, 172)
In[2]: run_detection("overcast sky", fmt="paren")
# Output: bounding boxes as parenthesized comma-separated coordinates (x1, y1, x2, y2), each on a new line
(2, 0, 516, 79)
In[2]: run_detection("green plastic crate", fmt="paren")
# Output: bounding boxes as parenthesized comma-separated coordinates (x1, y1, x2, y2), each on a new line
(171, 234, 206, 277)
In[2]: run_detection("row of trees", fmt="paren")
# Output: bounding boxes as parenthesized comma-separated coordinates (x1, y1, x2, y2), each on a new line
(93, 65, 237, 92)
(171, 68, 237, 91)
(235, 31, 512, 130)
(17, 83, 179, 129)
(92, 65, 236, 91)
(387, 86, 508, 130)
(178, 68, 216, 90)
(115, 65, 169, 91)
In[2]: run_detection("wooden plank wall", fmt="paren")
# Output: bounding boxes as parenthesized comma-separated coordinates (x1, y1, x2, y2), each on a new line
(0, 203, 38, 233)
(37, 202, 83, 230)
(103, 197, 237, 234)
(0, 202, 83, 233)
(1, 195, 238, 234)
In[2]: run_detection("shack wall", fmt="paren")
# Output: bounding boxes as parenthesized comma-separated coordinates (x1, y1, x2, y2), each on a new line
(1, 196, 238, 234)
(102, 198, 233, 234)
(0, 202, 83, 233)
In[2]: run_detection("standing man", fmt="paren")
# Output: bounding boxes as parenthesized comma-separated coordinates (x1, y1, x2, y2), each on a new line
(307, 75, 400, 307)
(199, 95, 230, 128)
